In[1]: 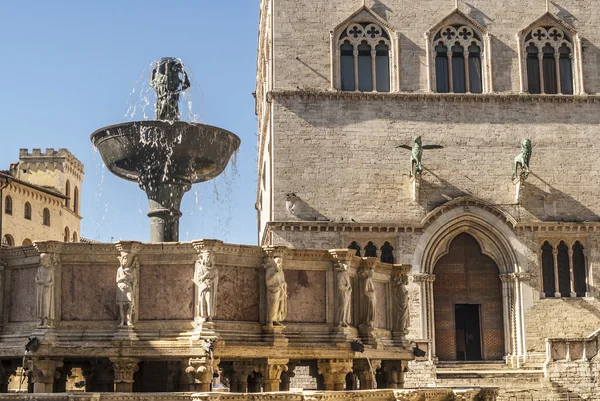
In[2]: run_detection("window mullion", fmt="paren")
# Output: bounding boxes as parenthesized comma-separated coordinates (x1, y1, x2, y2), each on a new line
(353, 47, 359, 92)
(371, 48, 377, 92)
(552, 248, 560, 297)
(538, 51, 545, 94)
(554, 52, 562, 94)
(464, 50, 470, 93)
(568, 246, 575, 297)
(447, 50, 454, 93)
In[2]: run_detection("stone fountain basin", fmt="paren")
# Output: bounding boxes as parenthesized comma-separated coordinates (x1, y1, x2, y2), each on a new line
(91, 121, 240, 184)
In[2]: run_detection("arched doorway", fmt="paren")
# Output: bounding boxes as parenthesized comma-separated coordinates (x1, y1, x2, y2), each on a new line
(434, 233, 504, 361)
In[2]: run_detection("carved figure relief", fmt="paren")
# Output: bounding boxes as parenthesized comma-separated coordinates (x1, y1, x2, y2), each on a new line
(264, 256, 287, 326)
(392, 274, 410, 334)
(35, 253, 57, 328)
(116, 252, 138, 327)
(194, 250, 218, 322)
(336, 262, 352, 327)
(362, 267, 376, 327)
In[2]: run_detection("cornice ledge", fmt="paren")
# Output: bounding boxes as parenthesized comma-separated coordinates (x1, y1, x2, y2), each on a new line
(265, 221, 422, 233)
(269, 90, 600, 104)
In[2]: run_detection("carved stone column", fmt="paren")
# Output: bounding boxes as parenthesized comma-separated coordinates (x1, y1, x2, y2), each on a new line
(317, 359, 353, 391)
(413, 273, 435, 359)
(0, 361, 18, 393)
(182, 356, 220, 392)
(231, 361, 257, 393)
(30, 358, 63, 393)
(53, 363, 72, 393)
(353, 359, 381, 390)
(110, 357, 139, 392)
(279, 362, 296, 391)
(260, 358, 288, 392)
(381, 360, 404, 389)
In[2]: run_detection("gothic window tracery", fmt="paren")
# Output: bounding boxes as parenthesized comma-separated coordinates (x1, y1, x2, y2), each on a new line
(524, 26, 574, 94)
(432, 24, 483, 93)
(540, 239, 587, 298)
(339, 22, 391, 92)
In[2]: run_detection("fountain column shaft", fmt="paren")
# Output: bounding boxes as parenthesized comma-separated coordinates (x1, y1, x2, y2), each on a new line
(143, 181, 190, 242)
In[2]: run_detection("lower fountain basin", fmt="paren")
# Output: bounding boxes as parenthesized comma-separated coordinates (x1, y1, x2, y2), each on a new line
(91, 121, 240, 184)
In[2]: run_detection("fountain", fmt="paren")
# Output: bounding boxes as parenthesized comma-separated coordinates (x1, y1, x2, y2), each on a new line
(91, 58, 240, 242)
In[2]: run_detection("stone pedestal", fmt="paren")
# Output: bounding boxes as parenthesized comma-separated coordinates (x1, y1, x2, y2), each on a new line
(262, 325, 288, 346)
(410, 174, 421, 202)
(31, 327, 58, 344)
(353, 359, 381, 390)
(113, 326, 139, 342)
(317, 359, 353, 391)
(513, 175, 525, 203)
(260, 358, 288, 392)
(110, 357, 139, 392)
(191, 321, 217, 342)
(30, 358, 63, 393)
(358, 324, 382, 349)
(182, 356, 219, 392)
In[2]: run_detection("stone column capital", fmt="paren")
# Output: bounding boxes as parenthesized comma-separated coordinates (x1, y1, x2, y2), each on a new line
(318, 359, 353, 390)
(260, 358, 289, 392)
(31, 357, 63, 384)
(110, 357, 139, 384)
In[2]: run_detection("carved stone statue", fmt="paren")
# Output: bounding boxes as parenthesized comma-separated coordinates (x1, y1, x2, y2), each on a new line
(35, 253, 57, 328)
(336, 262, 352, 327)
(150, 57, 191, 121)
(194, 250, 218, 322)
(363, 267, 376, 327)
(116, 252, 138, 327)
(392, 274, 410, 334)
(396, 136, 443, 177)
(513, 138, 532, 179)
(264, 256, 287, 326)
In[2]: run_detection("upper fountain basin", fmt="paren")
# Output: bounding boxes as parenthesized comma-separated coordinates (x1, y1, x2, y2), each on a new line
(91, 121, 240, 184)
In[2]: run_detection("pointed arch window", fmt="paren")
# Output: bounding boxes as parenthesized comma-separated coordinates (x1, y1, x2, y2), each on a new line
(24, 202, 31, 220)
(338, 22, 391, 92)
(523, 26, 574, 94)
(348, 241, 361, 257)
(364, 241, 377, 257)
(74, 187, 79, 215)
(432, 25, 484, 93)
(43, 208, 51, 226)
(4, 196, 12, 215)
(380, 242, 394, 264)
(65, 180, 71, 208)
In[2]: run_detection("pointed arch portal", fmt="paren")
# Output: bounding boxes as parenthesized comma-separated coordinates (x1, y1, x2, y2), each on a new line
(412, 203, 531, 366)
(434, 233, 504, 361)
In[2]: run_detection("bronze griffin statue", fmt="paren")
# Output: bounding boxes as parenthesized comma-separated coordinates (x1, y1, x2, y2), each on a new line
(513, 138, 532, 179)
(396, 136, 443, 177)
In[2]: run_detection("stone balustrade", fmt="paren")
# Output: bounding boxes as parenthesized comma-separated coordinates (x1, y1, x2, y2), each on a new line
(545, 328, 600, 363)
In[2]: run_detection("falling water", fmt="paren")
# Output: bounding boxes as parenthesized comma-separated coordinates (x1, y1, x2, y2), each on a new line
(90, 59, 239, 243)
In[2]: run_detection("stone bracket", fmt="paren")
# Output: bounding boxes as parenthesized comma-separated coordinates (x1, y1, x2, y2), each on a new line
(410, 174, 421, 202)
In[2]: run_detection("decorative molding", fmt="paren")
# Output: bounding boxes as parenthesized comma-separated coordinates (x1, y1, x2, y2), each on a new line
(268, 90, 600, 103)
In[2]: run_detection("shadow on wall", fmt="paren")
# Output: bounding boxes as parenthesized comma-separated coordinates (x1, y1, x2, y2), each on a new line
(521, 172, 600, 223)
(371, 0, 392, 21)
(580, 39, 600, 94)
(418, 169, 471, 212)
(464, 3, 495, 28)
(489, 36, 517, 92)
(399, 33, 424, 92)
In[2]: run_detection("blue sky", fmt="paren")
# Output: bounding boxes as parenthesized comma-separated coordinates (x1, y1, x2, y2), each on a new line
(0, 1, 260, 244)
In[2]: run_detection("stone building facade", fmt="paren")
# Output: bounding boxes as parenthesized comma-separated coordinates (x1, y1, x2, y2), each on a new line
(256, 0, 600, 398)
(1, 148, 84, 247)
